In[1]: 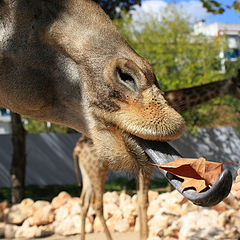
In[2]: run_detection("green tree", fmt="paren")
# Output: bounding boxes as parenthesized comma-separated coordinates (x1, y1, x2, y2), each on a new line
(23, 117, 76, 134)
(201, 0, 240, 13)
(94, 0, 141, 19)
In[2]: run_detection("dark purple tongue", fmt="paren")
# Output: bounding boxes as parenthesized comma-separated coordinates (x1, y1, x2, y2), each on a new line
(138, 138, 232, 207)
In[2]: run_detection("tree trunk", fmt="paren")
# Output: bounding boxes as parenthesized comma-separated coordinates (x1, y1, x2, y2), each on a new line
(10, 112, 26, 204)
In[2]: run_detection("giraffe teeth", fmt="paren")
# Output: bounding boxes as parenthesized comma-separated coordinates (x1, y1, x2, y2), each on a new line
(137, 138, 232, 207)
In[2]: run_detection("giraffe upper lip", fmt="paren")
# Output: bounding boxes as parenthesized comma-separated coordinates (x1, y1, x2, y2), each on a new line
(137, 138, 232, 207)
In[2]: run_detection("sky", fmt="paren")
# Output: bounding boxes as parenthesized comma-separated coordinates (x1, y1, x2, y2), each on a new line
(135, 0, 240, 24)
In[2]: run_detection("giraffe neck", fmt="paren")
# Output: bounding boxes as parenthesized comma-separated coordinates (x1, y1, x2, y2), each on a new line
(165, 79, 229, 112)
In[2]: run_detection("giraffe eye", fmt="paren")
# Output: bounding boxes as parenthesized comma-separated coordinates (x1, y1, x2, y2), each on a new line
(116, 67, 138, 92)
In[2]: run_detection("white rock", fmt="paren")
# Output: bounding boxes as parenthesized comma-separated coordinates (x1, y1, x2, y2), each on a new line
(4, 224, 19, 238)
(148, 214, 173, 236)
(55, 205, 69, 222)
(38, 224, 54, 237)
(15, 225, 40, 239)
(114, 218, 130, 232)
(122, 202, 137, 219)
(93, 216, 103, 233)
(51, 191, 71, 209)
(122, 202, 137, 228)
(22, 217, 33, 227)
(148, 191, 159, 202)
(131, 194, 138, 205)
(104, 203, 119, 220)
(119, 191, 132, 209)
(54, 214, 92, 236)
(32, 204, 55, 226)
(147, 199, 161, 219)
(178, 209, 222, 240)
(5, 204, 27, 225)
(67, 197, 81, 216)
(157, 190, 185, 207)
(105, 215, 121, 233)
(54, 215, 80, 236)
(103, 192, 119, 205)
(32, 200, 50, 212)
(20, 198, 34, 218)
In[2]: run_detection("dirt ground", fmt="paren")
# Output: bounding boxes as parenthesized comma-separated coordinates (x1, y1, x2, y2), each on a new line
(34, 232, 139, 240)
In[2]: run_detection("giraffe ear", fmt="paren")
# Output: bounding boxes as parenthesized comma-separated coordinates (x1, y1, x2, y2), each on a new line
(138, 138, 232, 207)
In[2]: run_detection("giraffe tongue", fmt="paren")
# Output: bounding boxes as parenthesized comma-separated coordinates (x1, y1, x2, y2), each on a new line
(137, 138, 232, 207)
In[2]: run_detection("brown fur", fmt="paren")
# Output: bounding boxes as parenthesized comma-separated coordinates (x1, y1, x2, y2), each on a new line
(0, 0, 185, 174)
(73, 136, 111, 240)
(1, 1, 185, 239)
(165, 71, 240, 112)
(74, 136, 151, 240)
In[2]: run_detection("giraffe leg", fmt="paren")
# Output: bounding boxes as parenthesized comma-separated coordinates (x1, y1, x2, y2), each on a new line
(73, 150, 81, 187)
(79, 164, 92, 240)
(137, 170, 150, 240)
(92, 169, 113, 240)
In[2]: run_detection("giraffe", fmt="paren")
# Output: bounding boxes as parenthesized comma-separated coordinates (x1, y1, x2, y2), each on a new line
(73, 136, 111, 240)
(1, 1, 232, 240)
(73, 71, 240, 240)
(73, 135, 151, 240)
(165, 71, 240, 112)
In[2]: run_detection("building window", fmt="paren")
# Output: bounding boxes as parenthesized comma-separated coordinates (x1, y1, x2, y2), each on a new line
(225, 48, 239, 60)
(0, 108, 10, 116)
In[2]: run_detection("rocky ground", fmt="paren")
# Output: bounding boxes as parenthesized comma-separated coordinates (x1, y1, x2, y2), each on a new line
(0, 189, 240, 240)
(35, 231, 139, 240)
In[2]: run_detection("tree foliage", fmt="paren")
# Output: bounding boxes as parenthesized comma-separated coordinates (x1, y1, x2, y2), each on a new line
(23, 117, 77, 134)
(93, 0, 141, 19)
(200, 0, 240, 13)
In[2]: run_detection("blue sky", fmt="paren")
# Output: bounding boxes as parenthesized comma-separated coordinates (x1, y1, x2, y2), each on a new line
(140, 0, 240, 24)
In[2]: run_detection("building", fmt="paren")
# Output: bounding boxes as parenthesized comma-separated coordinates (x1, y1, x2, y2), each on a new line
(0, 107, 11, 134)
(194, 21, 240, 72)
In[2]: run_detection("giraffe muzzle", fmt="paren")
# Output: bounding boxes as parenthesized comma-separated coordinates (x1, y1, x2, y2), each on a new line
(138, 139, 232, 207)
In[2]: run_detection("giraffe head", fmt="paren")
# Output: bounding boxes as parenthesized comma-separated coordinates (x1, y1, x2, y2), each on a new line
(84, 55, 186, 175)
(90, 58, 185, 142)
(44, 0, 185, 143)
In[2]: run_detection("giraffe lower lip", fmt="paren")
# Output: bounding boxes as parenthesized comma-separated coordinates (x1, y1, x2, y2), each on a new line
(137, 138, 232, 207)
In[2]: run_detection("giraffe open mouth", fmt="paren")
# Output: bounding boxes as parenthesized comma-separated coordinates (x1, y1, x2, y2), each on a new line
(137, 138, 232, 207)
